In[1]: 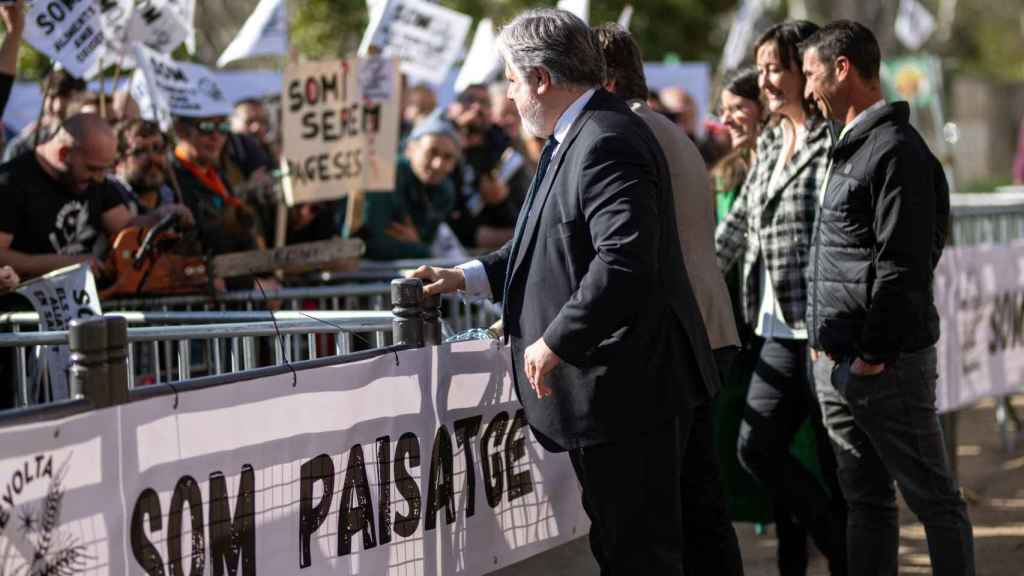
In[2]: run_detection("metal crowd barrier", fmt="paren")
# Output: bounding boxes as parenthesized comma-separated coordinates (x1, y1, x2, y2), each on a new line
(948, 193, 1024, 455)
(949, 192, 1024, 245)
(103, 279, 501, 334)
(0, 278, 443, 426)
(0, 311, 395, 407)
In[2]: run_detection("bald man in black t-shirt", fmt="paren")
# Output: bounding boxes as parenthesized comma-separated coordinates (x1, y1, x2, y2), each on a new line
(0, 113, 134, 279)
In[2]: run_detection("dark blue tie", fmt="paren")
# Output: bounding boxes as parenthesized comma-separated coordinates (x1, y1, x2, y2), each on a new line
(502, 135, 558, 327)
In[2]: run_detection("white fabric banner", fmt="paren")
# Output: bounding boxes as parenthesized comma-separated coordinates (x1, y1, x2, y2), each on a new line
(359, 0, 472, 86)
(217, 0, 288, 67)
(124, 0, 192, 55)
(131, 43, 233, 131)
(556, 0, 590, 23)
(934, 241, 1024, 413)
(454, 18, 501, 94)
(15, 264, 103, 401)
(0, 343, 586, 574)
(281, 56, 401, 205)
(24, 0, 107, 79)
(617, 5, 634, 30)
(895, 0, 937, 51)
(0, 409, 125, 574)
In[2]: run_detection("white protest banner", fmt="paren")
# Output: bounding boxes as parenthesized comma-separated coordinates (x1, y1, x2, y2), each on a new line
(557, 0, 590, 23)
(617, 4, 634, 30)
(934, 241, 1024, 413)
(131, 43, 232, 131)
(0, 409, 125, 574)
(281, 56, 401, 205)
(359, 0, 472, 86)
(23, 0, 107, 79)
(454, 18, 502, 93)
(98, 0, 135, 67)
(895, 0, 937, 51)
(721, 0, 767, 71)
(124, 0, 192, 55)
(0, 342, 587, 574)
(217, 0, 288, 67)
(16, 264, 102, 401)
(118, 342, 583, 573)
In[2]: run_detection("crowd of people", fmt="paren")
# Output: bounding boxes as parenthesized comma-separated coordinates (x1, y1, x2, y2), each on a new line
(0, 1, 977, 573)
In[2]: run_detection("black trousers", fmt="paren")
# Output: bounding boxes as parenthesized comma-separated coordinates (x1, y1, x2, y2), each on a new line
(569, 416, 684, 576)
(736, 337, 847, 576)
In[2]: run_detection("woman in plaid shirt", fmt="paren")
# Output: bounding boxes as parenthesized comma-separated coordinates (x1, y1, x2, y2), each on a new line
(715, 21, 848, 576)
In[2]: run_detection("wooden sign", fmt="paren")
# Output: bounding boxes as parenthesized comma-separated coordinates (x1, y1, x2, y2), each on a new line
(280, 56, 401, 206)
(210, 238, 366, 278)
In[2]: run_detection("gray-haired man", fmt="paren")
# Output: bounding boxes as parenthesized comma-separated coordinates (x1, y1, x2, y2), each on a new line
(412, 9, 719, 574)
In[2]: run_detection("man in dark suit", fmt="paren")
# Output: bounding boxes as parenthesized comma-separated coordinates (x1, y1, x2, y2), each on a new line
(412, 9, 719, 574)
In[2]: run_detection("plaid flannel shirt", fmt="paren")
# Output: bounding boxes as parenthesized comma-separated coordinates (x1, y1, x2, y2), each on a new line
(715, 119, 831, 330)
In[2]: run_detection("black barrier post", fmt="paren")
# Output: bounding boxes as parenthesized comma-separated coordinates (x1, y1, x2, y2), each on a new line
(68, 316, 108, 404)
(391, 279, 424, 347)
(104, 316, 130, 406)
(422, 292, 442, 346)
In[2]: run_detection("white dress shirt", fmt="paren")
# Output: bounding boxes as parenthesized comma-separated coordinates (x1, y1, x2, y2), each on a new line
(458, 88, 597, 300)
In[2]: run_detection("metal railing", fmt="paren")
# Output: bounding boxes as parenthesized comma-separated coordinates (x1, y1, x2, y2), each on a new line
(0, 278, 442, 421)
(102, 282, 501, 334)
(949, 192, 1024, 245)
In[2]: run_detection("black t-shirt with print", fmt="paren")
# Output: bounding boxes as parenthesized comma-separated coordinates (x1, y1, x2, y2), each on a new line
(0, 152, 125, 256)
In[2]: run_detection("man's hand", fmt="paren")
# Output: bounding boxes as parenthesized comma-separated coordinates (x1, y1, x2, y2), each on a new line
(385, 216, 421, 243)
(155, 203, 195, 227)
(0, 265, 19, 293)
(478, 172, 510, 206)
(850, 357, 885, 376)
(409, 266, 465, 296)
(524, 338, 559, 399)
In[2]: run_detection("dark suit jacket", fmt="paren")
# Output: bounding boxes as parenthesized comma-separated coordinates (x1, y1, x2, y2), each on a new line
(479, 89, 720, 452)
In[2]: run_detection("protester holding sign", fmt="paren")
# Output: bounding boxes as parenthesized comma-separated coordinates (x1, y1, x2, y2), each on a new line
(173, 115, 263, 256)
(446, 84, 519, 250)
(0, 114, 132, 279)
(351, 112, 460, 260)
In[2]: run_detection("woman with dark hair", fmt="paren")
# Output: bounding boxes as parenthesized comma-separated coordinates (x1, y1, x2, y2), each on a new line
(712, 67, 762, 221)
(716, 21, 848, 576)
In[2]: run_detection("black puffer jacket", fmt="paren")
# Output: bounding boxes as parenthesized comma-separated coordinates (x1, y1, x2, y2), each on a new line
(807, 102, 949, 363)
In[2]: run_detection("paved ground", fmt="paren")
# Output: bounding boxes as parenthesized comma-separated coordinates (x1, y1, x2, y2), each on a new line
(493, 397, 1024, 575)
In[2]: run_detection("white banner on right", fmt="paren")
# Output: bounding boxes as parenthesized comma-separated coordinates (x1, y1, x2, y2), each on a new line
(934, 240, 1024, 413)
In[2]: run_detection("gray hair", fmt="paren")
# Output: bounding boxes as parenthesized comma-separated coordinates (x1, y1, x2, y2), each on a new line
(496, 9, 605, 89)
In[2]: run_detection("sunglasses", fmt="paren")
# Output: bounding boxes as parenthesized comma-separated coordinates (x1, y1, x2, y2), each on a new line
(192, 120, 231, 135)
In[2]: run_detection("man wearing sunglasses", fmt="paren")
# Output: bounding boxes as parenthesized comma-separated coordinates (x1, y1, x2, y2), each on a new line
(114, 119, 193, 228)
(173, 115, 265, 257)
(173, 115, 280, 293)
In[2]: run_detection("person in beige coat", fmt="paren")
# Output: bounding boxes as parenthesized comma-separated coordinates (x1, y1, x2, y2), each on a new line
(595, 23, 744, 576)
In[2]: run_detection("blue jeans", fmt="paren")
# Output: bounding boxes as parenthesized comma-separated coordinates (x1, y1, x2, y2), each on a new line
(813, 347, 975, 576)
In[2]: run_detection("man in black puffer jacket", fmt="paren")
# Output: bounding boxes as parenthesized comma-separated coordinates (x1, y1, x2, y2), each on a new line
(801, 21, 975, 576)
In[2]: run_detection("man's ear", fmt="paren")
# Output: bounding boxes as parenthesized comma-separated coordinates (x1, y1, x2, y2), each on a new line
(535, 67, 553, 95)
(57, 146, 70, 165)
(834, 56, 851, 83)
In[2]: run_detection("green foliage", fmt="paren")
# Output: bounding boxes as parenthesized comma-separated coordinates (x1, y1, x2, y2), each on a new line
(289, 0, 740, 63)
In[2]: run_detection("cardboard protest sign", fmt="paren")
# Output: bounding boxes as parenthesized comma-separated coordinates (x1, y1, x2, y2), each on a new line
(98, 0, 134, 66)
(455, 18, 502, 93)
(359, 0, 471, 85)
(16, 264, 102, 401)
(281, 56, 401, 206)
(131, 43, 233, 131)
(24, 0, 107, 79)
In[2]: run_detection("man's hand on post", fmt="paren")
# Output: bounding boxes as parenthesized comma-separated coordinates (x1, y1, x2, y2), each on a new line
(410, 266, 465, 296)
(524, 337, 559, 399)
